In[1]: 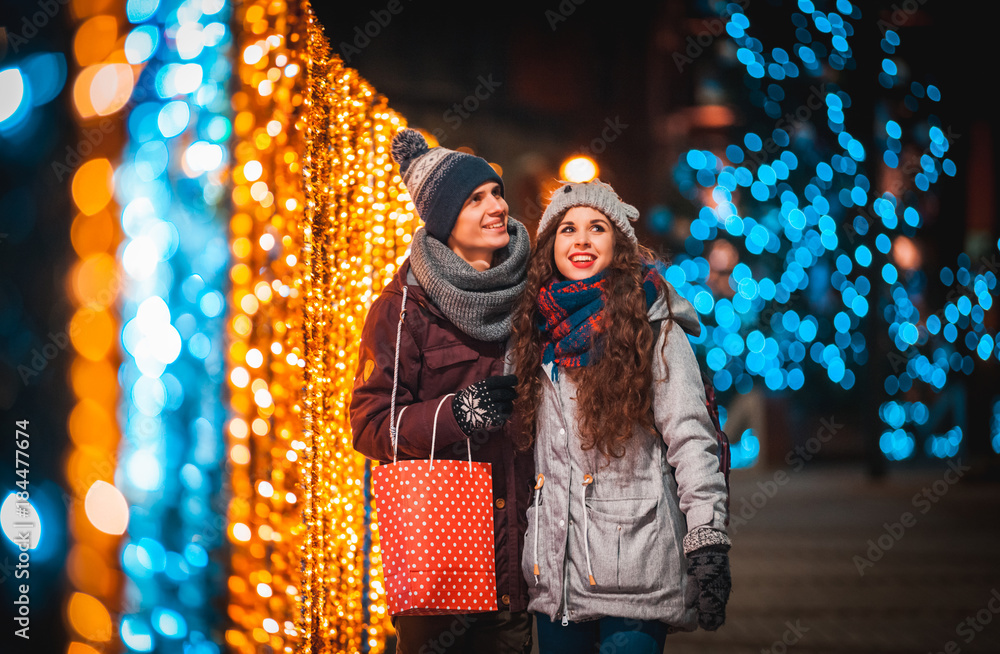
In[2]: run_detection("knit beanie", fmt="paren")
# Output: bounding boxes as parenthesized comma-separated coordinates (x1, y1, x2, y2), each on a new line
(537, 179, 640, 243)
(390, 129, 504, 242)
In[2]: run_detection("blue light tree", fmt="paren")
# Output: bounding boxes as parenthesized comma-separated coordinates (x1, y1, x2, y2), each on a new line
(665, 0, 1000, 469)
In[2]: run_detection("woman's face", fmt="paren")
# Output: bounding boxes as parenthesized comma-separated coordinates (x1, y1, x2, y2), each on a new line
(553, 206, 615, 281)
(446, 181, 509, 270)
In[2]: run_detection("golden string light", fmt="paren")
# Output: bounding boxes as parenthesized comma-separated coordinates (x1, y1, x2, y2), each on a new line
(298, 10, 418, 653)
(229, 2, 415, 652)
(227, 0, 308, 651)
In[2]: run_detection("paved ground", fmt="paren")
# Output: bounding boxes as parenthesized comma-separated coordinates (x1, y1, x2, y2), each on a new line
(525, 464, 1000, 654)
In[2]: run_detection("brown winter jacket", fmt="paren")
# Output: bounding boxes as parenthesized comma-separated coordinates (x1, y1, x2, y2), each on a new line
(349, 259, 535, 613)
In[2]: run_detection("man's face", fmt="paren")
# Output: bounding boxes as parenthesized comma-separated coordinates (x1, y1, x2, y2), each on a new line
(446, 181, 509, 269)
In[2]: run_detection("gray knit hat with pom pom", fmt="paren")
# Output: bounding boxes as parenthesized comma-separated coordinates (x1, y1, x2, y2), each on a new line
(538, 179, 640, 243)
(390, 129, 504, 242)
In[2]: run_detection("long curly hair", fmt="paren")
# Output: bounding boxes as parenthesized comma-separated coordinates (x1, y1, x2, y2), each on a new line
(510, 217, 667, 458)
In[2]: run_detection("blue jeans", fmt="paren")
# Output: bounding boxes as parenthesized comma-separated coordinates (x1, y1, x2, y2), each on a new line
(535, 615, 669, 654)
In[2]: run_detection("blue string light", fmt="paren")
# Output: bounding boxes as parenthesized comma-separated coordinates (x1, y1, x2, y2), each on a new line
(115, 1, 231, 650)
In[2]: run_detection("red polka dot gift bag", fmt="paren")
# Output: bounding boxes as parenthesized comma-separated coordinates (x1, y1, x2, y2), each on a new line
(371, 287, 497, 616)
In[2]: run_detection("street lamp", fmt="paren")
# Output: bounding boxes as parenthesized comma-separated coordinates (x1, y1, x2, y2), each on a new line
(560, 155, 598, 183)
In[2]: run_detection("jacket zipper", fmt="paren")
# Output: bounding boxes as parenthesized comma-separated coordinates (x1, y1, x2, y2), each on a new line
(561, 376, 571, 626)
(532, 473, 543, 585)
(544, 363, 572, 627)
(561, 563, 570, 626)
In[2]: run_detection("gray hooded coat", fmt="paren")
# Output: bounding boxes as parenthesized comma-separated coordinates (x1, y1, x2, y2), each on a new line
(522, 277, 729, 629)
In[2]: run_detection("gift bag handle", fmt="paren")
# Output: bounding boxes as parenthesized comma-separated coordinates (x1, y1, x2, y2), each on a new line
(429, 393, 458, 471)
(389, 286, 474, 471)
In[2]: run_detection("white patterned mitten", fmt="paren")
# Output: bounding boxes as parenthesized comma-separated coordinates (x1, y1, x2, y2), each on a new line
(451, 374, 517, 436)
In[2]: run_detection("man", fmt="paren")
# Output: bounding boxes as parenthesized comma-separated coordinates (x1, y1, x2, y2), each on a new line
(350, 128, 533, 653)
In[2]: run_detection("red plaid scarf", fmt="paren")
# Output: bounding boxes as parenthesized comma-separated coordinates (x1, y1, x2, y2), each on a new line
(537, 263, 661, 378)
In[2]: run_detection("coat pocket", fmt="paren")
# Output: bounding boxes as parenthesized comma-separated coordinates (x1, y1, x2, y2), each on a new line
(584, 497, 663, 593)
(423, 342, 480, 369)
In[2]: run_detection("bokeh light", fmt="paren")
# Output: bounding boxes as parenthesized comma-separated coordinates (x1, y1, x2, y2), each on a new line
(560, 155, 599, 183)
(83, 481, 130, 535)
(0, 69, 28, 128)
(666, 0, 998, 464)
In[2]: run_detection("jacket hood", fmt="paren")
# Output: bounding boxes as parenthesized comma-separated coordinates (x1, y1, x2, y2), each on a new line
(649, 273, 702, 337)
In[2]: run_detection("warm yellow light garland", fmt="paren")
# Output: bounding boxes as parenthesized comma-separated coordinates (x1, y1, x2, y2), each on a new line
(226, 1, 309, 651)
(298, 12, 418, 652)
(228, 2, 415, 652)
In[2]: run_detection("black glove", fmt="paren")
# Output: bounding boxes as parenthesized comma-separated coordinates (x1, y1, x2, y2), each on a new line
(452, 374, 517, 436)
(685, 529, 732, 631)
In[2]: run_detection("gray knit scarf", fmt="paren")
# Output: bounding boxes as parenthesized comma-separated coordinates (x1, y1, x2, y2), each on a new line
(409, 218, 530, 342)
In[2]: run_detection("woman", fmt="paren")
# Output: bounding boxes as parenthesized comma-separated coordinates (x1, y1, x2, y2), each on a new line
(509, 179, 732, 653)
(350, 129, 534, 653)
